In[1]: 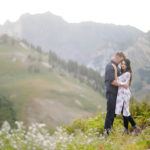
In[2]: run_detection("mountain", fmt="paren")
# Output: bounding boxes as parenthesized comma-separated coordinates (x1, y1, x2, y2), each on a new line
(0, 12, 143, 65)
(0, 12, 149, 97)
(126, 32, 150, 95)
(90, 32, 150, 97)
(0, 35, 105, 129)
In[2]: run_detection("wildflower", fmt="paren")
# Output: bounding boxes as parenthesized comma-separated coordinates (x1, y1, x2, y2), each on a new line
(1, 121, 10, 132)
(87, 138, 92, 143)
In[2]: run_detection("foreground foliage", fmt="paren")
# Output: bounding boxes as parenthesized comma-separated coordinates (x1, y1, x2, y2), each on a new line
(0, 102, 149, 150)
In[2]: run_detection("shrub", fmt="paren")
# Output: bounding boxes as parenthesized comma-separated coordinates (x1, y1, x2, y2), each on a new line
(130, 101, 150, 129)
(0, 95, 16, 128)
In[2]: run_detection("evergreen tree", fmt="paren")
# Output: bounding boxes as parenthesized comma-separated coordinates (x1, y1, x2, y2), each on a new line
(0, 96, 16, 127)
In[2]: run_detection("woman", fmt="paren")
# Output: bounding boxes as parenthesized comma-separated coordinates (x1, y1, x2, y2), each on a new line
(112, 58, 141, 135)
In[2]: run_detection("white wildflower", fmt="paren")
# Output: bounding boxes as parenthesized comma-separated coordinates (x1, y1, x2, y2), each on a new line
(1, 121, 10, 132)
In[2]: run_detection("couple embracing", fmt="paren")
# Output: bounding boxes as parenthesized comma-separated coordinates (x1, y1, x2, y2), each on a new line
(104, 51, 141, 135)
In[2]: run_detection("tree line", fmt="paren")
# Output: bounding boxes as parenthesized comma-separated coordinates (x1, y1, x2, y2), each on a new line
(48, 50, 105, 95)
(0, 34, 105, 95)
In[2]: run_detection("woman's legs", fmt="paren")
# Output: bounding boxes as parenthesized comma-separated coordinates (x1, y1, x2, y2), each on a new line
(122, 116, 129, 134)
(128, 116, 137, 128)
(123, 115, 136, 129)
(122, 96, 141, 135)
(123, 115, 141, 135)
(123, 116, 129, 130)
(128, 116, 141, 135)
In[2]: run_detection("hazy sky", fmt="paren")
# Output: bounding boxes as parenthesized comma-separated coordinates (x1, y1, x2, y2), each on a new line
(0, 0, 150, 32)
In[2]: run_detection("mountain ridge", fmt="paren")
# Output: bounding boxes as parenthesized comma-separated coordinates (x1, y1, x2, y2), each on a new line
(0, 12, 143, 65)
(0, 12, 150, 97)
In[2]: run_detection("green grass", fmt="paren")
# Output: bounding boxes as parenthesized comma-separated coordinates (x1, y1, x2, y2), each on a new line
(0, 102, 149, 150)
(0, 42, 106, 128)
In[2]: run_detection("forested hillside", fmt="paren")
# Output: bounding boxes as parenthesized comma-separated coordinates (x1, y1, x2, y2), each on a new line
(0, 35, 105, 129)
(1, 12, 150, 98)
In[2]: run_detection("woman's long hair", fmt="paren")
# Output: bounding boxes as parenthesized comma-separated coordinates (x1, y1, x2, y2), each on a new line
(121, 58, 132, 86)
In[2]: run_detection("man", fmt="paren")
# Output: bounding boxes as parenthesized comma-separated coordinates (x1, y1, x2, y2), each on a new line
(104, 51, 127, 135)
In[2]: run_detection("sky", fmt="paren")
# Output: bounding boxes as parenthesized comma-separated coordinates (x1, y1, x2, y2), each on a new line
(0, 0, 150, 32)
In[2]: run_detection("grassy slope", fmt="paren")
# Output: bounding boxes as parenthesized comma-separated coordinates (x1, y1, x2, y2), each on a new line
(0, 102, 149, 150)
(59, 101, 150, 150)
(0, 43, 105, 129)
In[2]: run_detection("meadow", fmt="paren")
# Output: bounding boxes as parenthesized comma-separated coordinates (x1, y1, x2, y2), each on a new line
(0, 102, 149, 150)
(0, 41, 105, 129)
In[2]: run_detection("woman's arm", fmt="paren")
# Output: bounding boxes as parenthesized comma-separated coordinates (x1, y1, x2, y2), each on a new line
(111, 64, 119, 86)
(111, 64, 129, 89)
(112, 64, 117, 80)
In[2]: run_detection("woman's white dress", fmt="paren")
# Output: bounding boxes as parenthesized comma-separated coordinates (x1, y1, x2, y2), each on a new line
(115, 72, 131, 117)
